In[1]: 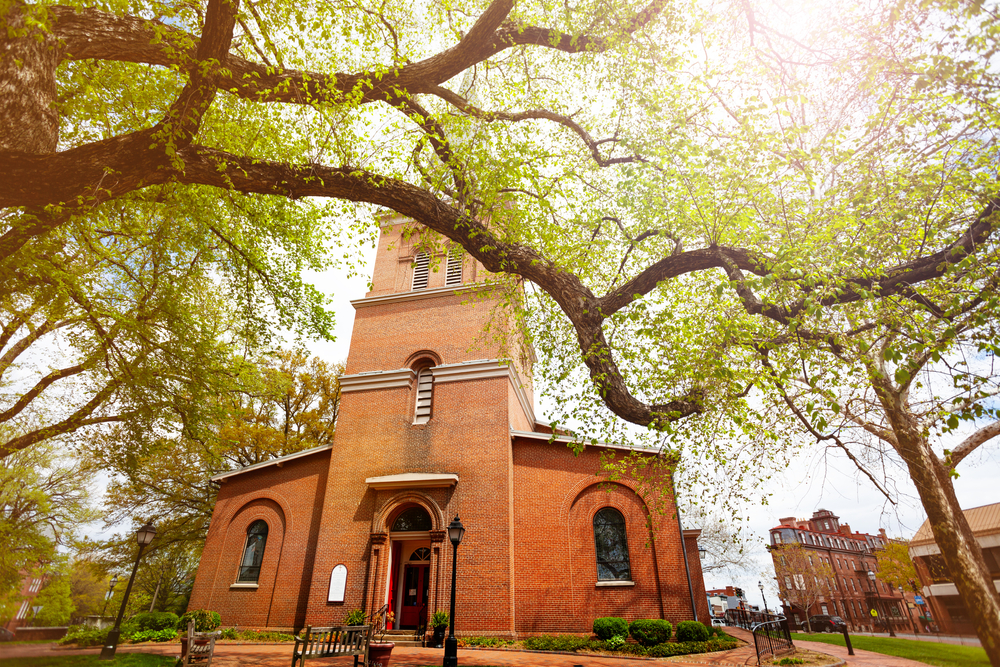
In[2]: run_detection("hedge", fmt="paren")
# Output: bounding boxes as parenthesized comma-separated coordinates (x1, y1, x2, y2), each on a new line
(592, 617, 629, 640)
(629, 619, 672, 646)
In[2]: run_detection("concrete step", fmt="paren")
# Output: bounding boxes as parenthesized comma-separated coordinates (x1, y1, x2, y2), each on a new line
(386, 639, 424, 647)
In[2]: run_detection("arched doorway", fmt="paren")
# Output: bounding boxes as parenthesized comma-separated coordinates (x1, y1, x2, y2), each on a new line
(387, 506, 433, 629)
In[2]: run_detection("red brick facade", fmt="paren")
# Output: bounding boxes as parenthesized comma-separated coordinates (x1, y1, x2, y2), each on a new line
(188, 219, 708, 636)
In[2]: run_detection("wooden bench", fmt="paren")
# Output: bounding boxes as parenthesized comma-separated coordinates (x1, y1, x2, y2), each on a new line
(180, 621, 219, 667)
(291, 624, 370, 667)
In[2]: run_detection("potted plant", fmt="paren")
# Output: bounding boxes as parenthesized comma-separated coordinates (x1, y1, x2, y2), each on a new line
(368, 610, 395, 667)
(430, 611, 449, 649)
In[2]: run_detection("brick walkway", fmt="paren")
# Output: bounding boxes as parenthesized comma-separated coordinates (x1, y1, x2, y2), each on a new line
(4, 631, 938, 667)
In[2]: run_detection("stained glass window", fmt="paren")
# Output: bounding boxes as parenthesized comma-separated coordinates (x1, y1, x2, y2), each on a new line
(392, 506, 432, 532)
(594, 507, 631, 581)
(238, 520, 268, 583)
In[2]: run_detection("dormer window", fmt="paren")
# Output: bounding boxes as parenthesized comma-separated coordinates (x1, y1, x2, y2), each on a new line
(446, 248, 463, 286)
(412, 252, 429, 289)
(414, 367, 433, 423)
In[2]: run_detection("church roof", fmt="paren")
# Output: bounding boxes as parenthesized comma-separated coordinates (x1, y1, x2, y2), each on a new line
(210, 444, 334, 483)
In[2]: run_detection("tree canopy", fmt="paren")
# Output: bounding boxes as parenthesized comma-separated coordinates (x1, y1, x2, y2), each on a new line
(2, 0, 999, 658)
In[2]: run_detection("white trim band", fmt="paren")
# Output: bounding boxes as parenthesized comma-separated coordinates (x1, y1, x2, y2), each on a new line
(365, 473, 459, 489)
(339, 369, 415, 393)
(351, 283, 497, 309)
(596, 581, 635, 587)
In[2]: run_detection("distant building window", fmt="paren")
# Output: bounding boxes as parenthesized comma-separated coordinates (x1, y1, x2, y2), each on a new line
(773, 532, 782, 544)
(412, 252, 429, 289)
(594, 507, 631, 581)
(414, 367, 433, 424)
(238, 520, 268, 583)
(446, 248, 463, 286)
(392, 506, 433, 532)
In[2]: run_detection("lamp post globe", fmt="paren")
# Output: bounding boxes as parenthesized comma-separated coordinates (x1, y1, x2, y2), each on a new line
(100, 574, 119, 618)
(100, 521, 156, 660)
(758, 580, 769, 616)
(443, 516, 464, 667)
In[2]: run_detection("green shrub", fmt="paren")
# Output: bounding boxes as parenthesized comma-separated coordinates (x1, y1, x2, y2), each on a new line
(220, 628, 238, 640)
(707, 625, 724, 637)
(131, 612, 180, 632)
(592, 617, 628, 640)
(522, 634, 590, 651)
(605, 635, 626, 649)
(344, 609, 366, 625)
(675, 620, 709, 642)
(628, 619, 672, 646)
(59, 626, 110, 647)
(776, 659, 805, 665)
(459, 636, 513, 648)
(130, 628, 179, 643)
(178, 610, 221, 632)
(430, 611, 449, 629)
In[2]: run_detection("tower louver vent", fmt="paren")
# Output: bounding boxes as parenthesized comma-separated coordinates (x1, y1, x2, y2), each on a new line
(412, 252, 429, 289)
(414, 368, 433, 423)
(446, 249, 463, 286)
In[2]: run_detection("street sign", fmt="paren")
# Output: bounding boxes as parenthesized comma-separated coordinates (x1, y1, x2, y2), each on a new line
(869, 608, 879, 617)
(914, 595, 924, 605)
(907, 603, 916, 609)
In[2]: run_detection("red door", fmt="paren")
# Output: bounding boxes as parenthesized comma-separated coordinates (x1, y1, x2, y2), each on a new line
(399, 564, 430, 628)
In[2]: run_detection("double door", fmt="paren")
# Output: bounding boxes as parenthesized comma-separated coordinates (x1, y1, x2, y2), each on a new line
(399, 563, 429, 628)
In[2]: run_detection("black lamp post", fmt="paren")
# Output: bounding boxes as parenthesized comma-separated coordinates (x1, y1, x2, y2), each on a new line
(759, 580, 770, 616)
(867, 570, 894, 637)
(900, 584, 917, 634)
(101, 521, 156, 660)
(100, 575, 119, 618)
(443, 515, 465, 667)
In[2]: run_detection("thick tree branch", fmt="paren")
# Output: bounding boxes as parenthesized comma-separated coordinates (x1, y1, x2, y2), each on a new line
(949, 420, 1000, 468)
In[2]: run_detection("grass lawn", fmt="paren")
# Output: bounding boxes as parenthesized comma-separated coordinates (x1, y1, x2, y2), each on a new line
(790, 632, 990, 667)
(0, 655, 176, 667)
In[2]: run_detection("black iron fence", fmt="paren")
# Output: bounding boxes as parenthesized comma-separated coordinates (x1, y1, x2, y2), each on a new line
(722, 609, 794, 664)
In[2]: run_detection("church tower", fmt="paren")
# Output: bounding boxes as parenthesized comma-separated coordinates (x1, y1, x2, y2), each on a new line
(189, 218, 709, 637)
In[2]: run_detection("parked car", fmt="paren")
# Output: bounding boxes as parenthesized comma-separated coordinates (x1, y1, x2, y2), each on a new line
(0, 626, 14, 642)
(799, 615, 846, 633)
(710, 618, 725, 627)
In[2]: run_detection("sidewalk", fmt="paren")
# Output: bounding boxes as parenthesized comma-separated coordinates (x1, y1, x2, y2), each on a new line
(9, 632, 933, 667)
(727, 627, 932, 667)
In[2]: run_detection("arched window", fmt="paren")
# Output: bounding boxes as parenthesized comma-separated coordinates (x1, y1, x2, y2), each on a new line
(392, 506, 432, 532)
(414, 367, 433, 423)
(593, 507, 631, 581)
(445, 248, 463, 286)
(238, 520, 268, 583)
(412, 252, 429, 289)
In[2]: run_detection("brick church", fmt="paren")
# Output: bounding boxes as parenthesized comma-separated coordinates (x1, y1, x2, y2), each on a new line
(188, 218, 710, 637)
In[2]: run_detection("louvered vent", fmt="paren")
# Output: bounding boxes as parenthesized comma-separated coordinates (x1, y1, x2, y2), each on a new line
(446, 248, 463, 286)
(412, 252, 429, 290)
(414, 368, 433, 423)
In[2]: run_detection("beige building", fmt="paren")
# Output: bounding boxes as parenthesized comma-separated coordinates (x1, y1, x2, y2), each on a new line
(909, 502, 1000, 636)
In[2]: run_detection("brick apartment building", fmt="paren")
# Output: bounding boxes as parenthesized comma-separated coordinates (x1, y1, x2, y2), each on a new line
(909, 502, 1000, 635)
(187, 218, 710, 637)
(768, 509, 913, 633)
(3, 572, 46, 633)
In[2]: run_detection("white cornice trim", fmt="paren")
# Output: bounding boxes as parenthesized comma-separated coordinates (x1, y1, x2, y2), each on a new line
(365, 472, 459, 489)
(340, 368, 415, 393)
(509, 429, 657, 453)
(351, 283, 497, 309)
(210, 444, 334, 482)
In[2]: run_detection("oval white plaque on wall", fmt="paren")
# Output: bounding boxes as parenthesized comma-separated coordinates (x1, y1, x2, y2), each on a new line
(328, 564, 347, 602)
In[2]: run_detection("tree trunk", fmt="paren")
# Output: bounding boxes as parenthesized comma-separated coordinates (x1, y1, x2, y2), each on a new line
(890, 417, 1000, 666)
(0, 2, 61, 153)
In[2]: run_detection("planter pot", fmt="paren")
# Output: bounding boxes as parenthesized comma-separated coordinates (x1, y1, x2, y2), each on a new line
(431, 626, 446, 648)
(369, 641, 395, 667)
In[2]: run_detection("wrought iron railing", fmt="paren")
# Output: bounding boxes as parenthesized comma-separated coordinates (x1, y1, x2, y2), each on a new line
(368, 604, 390, 641)
(750, 615, 794, 665)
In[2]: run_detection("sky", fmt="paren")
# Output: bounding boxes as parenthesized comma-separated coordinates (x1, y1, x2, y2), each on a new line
(295, 240, 1000, 612)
